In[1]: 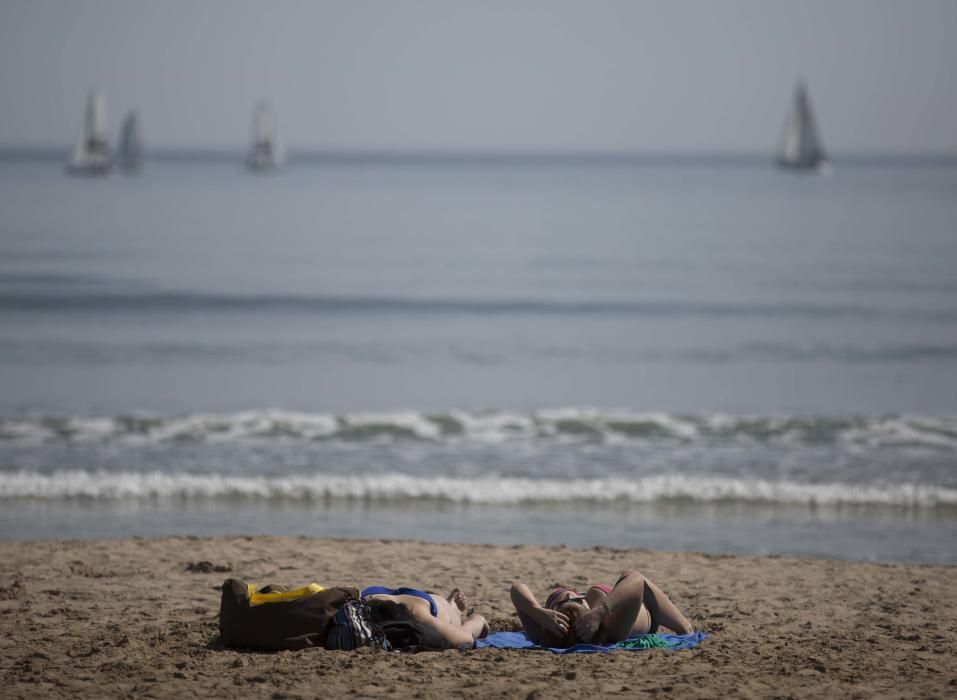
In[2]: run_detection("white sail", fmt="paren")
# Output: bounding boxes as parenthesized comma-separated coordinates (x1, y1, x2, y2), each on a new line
(776, 81, 828, 171)
(246, 100, 285, 171)
(67, 89, 112, 175)
(118, 110, 145, 172)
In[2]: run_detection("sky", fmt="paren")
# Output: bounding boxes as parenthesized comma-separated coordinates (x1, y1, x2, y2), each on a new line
(1, 0, 955, 153)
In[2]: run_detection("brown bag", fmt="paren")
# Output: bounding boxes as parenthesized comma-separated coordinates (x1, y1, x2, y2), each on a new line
(218, 578, 359, 651)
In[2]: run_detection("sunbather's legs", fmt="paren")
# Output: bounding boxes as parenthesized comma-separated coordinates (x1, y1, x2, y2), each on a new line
(615, 572, 693, 636)
(641, 575, 693, 635)
(597, 574, 649, 642)
(598, 571, 693, 641)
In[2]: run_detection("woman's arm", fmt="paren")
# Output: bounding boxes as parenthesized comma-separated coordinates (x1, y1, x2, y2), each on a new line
(460, 613, 489, 640)
(574, 574, 647, 643)
(418, 613, 486, 648)
(509, 581, 568, 644)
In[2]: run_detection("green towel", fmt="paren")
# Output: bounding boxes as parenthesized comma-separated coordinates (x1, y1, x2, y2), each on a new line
(616, 633, 672, 650)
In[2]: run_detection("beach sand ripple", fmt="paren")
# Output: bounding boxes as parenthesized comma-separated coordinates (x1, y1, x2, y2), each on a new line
(1, 536, 955, 698)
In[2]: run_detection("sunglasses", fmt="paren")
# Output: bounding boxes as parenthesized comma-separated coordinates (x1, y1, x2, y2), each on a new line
(555, 594, 588, 606)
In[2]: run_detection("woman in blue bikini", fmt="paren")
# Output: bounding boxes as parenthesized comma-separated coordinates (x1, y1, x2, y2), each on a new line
(361, 585, 489, 648)
(510, 571, 693, 648)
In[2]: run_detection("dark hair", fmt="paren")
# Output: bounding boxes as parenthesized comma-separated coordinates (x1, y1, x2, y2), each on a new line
(366, 598, 416, 624)
(540, 601, 586, 648)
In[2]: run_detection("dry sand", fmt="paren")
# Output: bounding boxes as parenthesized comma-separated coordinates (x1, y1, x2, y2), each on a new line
(0, 536, 955, 699)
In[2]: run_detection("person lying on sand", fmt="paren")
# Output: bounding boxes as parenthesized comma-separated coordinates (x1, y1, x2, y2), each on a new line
(510, 570, 693, 647)
(361, 585, 489, 647)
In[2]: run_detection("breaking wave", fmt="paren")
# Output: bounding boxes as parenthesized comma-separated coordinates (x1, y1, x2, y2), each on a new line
(1, 409, 956, 450)
(1, 470, 955, 510)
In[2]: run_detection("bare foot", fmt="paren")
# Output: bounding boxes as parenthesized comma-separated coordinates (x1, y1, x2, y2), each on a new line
(447, 587, 468, 612)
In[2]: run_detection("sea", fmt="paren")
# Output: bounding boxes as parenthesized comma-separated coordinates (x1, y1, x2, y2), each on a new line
(1, 151, 955, 564)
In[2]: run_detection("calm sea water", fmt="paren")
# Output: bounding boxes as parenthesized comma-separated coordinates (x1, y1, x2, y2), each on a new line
(1, 153, 955, 563)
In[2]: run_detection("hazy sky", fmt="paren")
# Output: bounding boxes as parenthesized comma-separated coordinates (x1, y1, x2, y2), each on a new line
(1, 0, 955, 153)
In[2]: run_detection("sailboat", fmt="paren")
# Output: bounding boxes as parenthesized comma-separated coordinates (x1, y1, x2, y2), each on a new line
(245, 100, 285, 172)
(66, 90, 113, 176)
(118, 110, 144, 173)
(776, 81, 829, 172)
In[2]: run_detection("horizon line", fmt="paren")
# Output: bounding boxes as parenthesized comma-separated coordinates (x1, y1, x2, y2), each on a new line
(2, 144, 957, 166)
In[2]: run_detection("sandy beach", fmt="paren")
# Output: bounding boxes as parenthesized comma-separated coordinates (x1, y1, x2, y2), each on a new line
(1, 536, 954, 698)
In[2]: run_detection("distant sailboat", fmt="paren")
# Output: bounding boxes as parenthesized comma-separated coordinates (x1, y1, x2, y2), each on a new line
(776, 81, 829, 172)
(66, 90, 112, 176)
(245, 100, 285, 172)
(118, 110, 144, 173)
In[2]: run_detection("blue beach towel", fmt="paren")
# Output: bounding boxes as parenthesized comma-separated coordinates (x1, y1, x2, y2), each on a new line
(475, 630, 707, 654)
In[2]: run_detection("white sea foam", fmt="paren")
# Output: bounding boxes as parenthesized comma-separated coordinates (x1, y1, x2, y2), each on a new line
(341, 411, 442, 439)
(1, 410, 955, 450)
(841, 416, 957, 450)
(2, 470, 955, 509)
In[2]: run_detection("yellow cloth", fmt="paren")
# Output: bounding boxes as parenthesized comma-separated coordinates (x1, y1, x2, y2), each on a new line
(246, 582, 325, 607)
